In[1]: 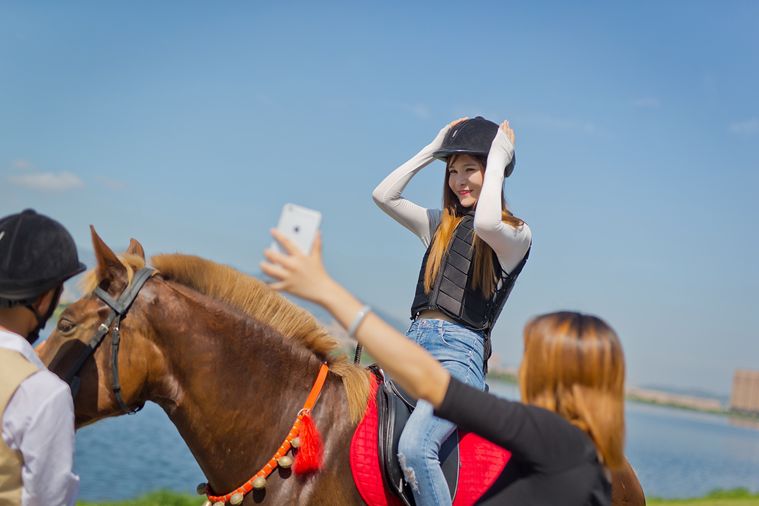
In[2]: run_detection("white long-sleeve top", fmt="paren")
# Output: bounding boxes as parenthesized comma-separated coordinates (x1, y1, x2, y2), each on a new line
(372, 126, 532, 275)
(0, 329, 79, 506)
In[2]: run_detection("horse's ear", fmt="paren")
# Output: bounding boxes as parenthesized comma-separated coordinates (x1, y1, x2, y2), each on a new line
(91, 226, 128, 294)
(126, 238, 145, 260)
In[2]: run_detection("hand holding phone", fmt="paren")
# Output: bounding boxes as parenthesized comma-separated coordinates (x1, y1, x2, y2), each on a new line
(270, 203, 322, 255)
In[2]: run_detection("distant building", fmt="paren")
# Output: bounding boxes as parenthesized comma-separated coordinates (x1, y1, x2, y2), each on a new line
(730, 369, 759, 415)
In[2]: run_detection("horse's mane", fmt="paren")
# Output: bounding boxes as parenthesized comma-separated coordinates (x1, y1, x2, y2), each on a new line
(83, 253, 370, 422)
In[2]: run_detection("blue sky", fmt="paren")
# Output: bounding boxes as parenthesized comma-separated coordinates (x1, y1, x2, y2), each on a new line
(1, 1, 757, 394)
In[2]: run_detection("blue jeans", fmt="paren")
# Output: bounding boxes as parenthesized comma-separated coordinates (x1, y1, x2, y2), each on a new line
(397, 319, 486, 506)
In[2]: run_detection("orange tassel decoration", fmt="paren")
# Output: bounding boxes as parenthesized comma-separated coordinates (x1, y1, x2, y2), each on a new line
(293, 411, 323, 474)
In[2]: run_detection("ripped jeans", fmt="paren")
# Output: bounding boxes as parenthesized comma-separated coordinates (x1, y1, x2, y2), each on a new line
(397, 319, 486, 506)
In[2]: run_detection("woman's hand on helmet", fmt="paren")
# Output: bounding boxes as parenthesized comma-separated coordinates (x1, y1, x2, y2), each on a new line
(486, 119, 516, 169)
(449, 117, 469, 129)
(491, 120, 515, 152)
(500, 120, 515, 146)
(261, 230, 337, 305)
(427, 117, 469, 151)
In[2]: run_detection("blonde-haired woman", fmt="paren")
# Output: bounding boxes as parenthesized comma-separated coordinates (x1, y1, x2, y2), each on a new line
(260, 232, 637, 505)
(369, 117, 531, 505)
(519, 312, 626, 471)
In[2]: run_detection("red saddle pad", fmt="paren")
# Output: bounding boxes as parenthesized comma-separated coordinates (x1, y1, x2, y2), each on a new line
(350, 376, 511, 506)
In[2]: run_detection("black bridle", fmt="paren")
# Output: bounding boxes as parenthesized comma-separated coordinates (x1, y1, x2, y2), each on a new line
(62, 267, 155, 415)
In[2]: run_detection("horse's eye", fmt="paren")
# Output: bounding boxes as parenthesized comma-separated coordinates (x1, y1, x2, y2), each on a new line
(57, 319, 76, 334)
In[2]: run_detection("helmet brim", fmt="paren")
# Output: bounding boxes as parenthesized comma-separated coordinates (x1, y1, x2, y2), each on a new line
(433, 150, 516, 178)
(432, 148, 490, 161)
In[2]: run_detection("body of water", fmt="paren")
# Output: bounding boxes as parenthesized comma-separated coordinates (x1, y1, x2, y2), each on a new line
(73, 381, 759, 501)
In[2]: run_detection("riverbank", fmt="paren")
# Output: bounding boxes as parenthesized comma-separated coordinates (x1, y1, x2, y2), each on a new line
(649, 488, 759, 505)
(78, 491, 197, 506)
(487, 367, 759, 426)
(77, 488, 759, 505)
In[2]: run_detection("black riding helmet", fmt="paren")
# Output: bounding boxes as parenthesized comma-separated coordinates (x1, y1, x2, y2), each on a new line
(432, 116, 516, 177)
(0, 209, 86, 307)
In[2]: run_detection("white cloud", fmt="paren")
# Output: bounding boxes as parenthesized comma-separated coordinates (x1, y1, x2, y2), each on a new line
(8, 171, 84, 191)
(729, 118, 759, 136)
(408, 103, 430, 119)
(391, 102, 432, 120)
(12, 159, 33, 170)
(96, 176, 128, 190)
(633, 97, 660, 109)
(524, 114, 600, 135)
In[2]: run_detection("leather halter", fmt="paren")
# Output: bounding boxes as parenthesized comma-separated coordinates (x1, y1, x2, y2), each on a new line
(62, 267, 155, 415)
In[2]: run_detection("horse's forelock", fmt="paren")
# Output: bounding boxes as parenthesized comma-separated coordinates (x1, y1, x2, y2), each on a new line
(80, 253, 147, 294)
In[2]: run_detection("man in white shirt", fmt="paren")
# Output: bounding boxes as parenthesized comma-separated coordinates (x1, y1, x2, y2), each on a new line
(0, 209, 86, 506)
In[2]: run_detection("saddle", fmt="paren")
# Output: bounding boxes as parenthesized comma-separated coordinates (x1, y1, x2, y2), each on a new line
(376, 372, 459, 506)
(350, 368, 511, 506)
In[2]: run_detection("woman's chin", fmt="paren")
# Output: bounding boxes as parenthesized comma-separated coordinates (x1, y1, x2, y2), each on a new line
(458, 198, 476, 208)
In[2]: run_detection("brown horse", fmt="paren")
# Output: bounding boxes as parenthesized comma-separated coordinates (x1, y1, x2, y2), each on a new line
(40, 229, 645, 505)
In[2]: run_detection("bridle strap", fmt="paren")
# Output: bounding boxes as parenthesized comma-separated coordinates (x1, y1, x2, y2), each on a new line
(62, 312, 117, 385)
(63, 267, 155, 415)
(109, 314, 129, 412)
(94, 267, 155, 314)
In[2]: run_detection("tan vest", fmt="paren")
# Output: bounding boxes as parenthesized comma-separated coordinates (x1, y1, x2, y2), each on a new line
(0, 348, 39, 506)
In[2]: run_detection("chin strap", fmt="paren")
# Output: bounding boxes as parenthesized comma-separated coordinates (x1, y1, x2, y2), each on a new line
(24, 286, 63, 345)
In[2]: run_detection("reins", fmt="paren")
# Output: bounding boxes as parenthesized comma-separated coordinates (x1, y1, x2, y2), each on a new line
(62, 267, 156, 414)
(200, 362, 330, 506)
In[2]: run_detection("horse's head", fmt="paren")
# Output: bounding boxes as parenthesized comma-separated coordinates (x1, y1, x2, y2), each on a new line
(40, 227, 160, 427)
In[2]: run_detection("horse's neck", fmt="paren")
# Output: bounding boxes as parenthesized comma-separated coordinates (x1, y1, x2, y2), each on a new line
(146, 282, 327, 493)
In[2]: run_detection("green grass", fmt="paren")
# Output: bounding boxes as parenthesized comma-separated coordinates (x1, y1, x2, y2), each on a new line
(77, 491, 200, 506)
(649, 488, 759, 505)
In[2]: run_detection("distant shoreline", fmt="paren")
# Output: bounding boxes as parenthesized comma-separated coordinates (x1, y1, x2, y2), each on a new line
(486, 367, 759, 425)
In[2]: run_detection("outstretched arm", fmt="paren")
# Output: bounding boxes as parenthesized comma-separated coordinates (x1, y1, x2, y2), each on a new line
(261, 230, 450, 406)
(260, 232, 602, 470)
(259, 231, 579, 467)
(372, 118, 466, 246)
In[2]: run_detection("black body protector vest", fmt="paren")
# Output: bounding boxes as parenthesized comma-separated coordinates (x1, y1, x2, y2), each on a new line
(410, 215, 530, 364)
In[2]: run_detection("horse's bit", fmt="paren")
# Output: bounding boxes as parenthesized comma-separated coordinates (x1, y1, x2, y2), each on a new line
(61, 267, 155, 415)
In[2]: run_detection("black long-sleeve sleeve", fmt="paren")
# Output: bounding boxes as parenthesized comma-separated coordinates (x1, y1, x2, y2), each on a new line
(435, 378, 611, 505)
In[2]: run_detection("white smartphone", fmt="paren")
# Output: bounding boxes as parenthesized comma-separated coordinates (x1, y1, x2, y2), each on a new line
(271, 203, 322, 255)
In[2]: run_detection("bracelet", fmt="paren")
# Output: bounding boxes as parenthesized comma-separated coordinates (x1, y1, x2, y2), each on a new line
(347, 305, 371, 338)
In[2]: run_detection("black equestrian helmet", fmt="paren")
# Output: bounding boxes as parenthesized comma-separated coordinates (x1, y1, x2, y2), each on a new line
(0, 209, 86, 305)
(432, 116, 516, 177)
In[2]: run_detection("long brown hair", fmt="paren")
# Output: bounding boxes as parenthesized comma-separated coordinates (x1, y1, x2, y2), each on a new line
(424, 154, 524, 296)
(518, 312, 626, 470)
